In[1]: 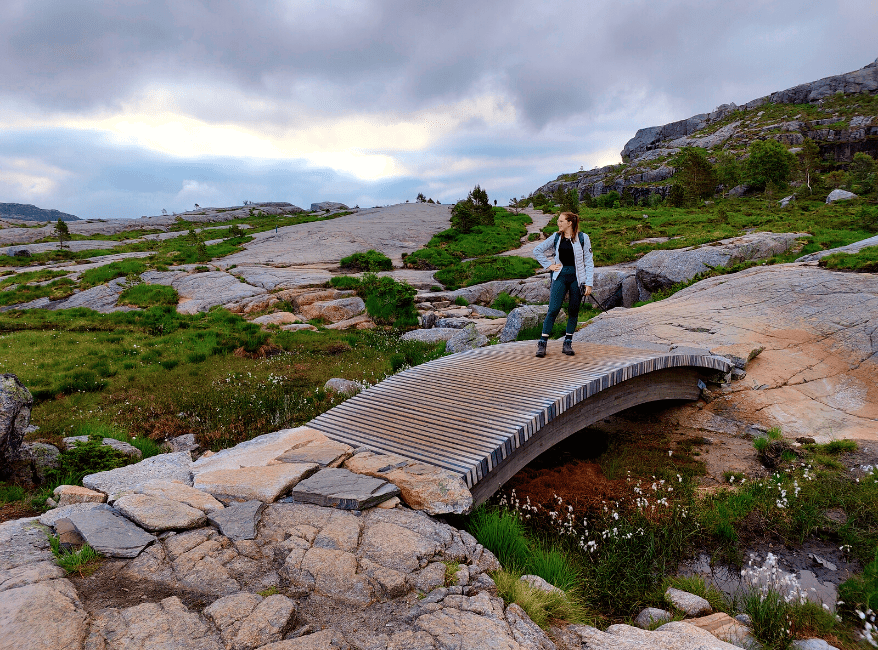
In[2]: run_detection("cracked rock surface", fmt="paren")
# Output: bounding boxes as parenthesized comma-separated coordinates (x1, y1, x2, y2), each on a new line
(574, 263, 878, 441)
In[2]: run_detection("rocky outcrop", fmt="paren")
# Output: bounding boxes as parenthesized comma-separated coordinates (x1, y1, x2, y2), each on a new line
(532, 57, 878, 202)
(574, 262, 878, 441)
(0, 374, 34, 478)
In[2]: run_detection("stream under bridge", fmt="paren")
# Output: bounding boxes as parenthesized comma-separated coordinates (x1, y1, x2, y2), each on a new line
(308, 341, 731, 506)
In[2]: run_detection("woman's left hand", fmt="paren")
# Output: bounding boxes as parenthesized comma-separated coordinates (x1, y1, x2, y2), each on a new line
(581, 285, 592, 297)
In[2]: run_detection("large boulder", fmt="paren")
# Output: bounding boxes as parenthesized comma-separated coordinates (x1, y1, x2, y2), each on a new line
(825, 189, 858, 203)
(298, 297, 365, 323)
(634, 232, 807, 298)
(445, 324, 488, 354)
(400, 328, 461, 343)
(310, 202, 349, 212)
(0, 374, 33, 474)
(499, 305, 565, 343)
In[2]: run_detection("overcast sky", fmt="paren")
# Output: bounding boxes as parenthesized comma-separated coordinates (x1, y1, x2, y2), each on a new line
(1, 0, 875, 219)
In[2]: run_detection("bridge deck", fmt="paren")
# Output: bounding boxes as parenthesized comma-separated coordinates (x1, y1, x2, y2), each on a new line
(308, 341, 728, 496)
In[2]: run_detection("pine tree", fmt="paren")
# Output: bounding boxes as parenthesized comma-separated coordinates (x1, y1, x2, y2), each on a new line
(673, 147, 718, 201)
(54, 219, 70, 250)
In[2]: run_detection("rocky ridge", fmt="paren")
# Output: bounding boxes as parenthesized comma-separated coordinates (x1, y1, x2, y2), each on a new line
(533, 57, 878, 202)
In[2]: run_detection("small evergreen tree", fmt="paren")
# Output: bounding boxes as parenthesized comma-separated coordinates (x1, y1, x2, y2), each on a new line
(673, 147, 718, 201)
(849, 152, 876, 195)
(54, 219, 70, 250)
(416, 192, 427, 203)
(468, 184, 494, 226)
(450, 200, 477, 233)
(744, 140, 795, 190)
(560, 188, 580, 214)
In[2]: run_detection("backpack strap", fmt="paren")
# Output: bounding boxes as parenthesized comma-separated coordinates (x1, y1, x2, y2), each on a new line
(553, 232, 560, 247)
(578, 232, 585, 247)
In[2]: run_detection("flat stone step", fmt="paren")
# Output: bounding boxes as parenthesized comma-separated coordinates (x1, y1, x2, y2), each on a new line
(290, 468, 400, 510)
(67, 507, 156, 558)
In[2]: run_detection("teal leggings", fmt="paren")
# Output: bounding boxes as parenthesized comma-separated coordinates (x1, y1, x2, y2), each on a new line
(541, 266, 581, 336)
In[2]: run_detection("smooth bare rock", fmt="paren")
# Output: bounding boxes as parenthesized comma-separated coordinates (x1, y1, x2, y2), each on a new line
(299, 297, 365, 323)
(38, 502, 112, 527)
(686, 612, 754, 647)
(0, 373, 33, 472)
(506, 602, 556, 650)
(114, 493, 207, 531)
(0, 561, 65, 593)
(206, 592, 297, 650)
(84, 596, 222, 650)
(520, 574, 563, 595)
(634, 232, 807, 296)
(67, 507, 156, 558)
(826, 188, 857, 203)
(281, 323, 319, 331)
(257, 629, 350, 650)
(357, 520, 441, 574)
(290, 289, 353, 309)
(291, 467, 399, 509)
(796, 233, 878, 263)
(63, 435, 142, 460)
(635, 607, 673, 628)
(470, 305, 507, 318)
(570, 621, 740, 650)
(53, 484, 106, 507)
(472, 317, 507, 337)
(174, 271, 266, 314)
(575, 264, 878, 442)
(227, 266, 332, 291)
(665, 587, 712, 616)
(252, 312, 302, 325)
(0, 580, 88, 650)
(400, 327, 460, 343)
(323, 378, 365, 396)
(54, 518, 84, 549)
(82, 451, 193, 501)
(792, 639, 841, 650)
(277, 438, 353, 467)
(191, 426, 327, 474)
(0, 517, 55, 575)
(435, 317, 471, 329)
(207, 499, 265, 540)
(194, 463, 319, 503)
(137, 479, 224, 513)
(311, 202, 349, 212)
(416, 606, 520, 650)
(344, 450, 473, 515)
(325, 314, 374, 330)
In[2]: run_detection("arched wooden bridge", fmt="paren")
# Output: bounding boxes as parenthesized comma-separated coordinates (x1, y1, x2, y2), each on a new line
(308, 341, 730, 506)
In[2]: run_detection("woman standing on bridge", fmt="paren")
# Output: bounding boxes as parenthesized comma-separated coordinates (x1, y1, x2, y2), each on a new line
(532, 211, 593, 357)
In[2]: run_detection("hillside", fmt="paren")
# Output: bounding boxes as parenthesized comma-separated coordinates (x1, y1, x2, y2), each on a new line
(533, 56, 878, 202)
(0, 202, 80, 222)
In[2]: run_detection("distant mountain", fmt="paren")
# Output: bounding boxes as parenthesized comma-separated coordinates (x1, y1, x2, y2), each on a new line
(0, 203, 80, 222)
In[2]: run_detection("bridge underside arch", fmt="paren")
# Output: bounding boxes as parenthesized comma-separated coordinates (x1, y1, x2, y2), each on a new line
(308, 341, 729, 507)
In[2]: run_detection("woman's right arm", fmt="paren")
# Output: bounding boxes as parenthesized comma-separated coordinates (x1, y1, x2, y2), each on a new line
(533, 236, 553, 268)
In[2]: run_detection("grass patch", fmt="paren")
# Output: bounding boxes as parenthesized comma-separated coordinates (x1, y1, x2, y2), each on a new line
(48, 534, 103, 577)
(78, 260, 149, 289)
(435, 256, 540, 290)
(493, 569, 589, 629)
(819, 245, 878, 272)
(118, 284, 179, 308)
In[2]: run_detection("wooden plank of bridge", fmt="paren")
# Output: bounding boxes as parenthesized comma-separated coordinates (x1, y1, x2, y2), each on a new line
(309, 340, 728, 498)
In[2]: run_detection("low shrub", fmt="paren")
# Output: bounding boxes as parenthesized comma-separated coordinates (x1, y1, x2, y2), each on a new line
(339, 250, 393, 272)
(404, 247, 458, 269)
(358, 273, 419, 328)
(49, 435, 130, 487)
(491, 291, 518, 313)
(328, 275, 362, 290)
(453, 296, 469, 306)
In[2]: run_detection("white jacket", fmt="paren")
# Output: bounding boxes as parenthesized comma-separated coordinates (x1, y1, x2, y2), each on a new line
(533, 231, 594, 287)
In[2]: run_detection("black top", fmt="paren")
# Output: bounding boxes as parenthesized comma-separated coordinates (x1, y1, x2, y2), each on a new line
(558, 236, 575, 266)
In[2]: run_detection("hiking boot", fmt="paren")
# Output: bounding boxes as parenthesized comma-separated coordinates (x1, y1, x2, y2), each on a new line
(535, 338, 547, 358)
(562, 338, 575, 356)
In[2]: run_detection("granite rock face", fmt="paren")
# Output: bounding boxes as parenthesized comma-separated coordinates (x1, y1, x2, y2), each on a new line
(445, 323, 489, 354)
(137, 479, 225, 513)
(82, 451, 194, 501)
(499, 305, 562, 343)
(574, 263, 878, 441)
(67, 507, 157, 558)
(299, 297, 365, 323)
(290, 468, 400, 509)
(0, 579, 89, 650)
(114, 493, 207, 531)
(174, 271, 267, 315)
(400, 327, 461, 343)
(344, 451, 473, 515)
(53, 485, 106, 507)
(207, 500, 265, 540)
(194, 463, 319, 503)
(0, 373, 33, 473)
